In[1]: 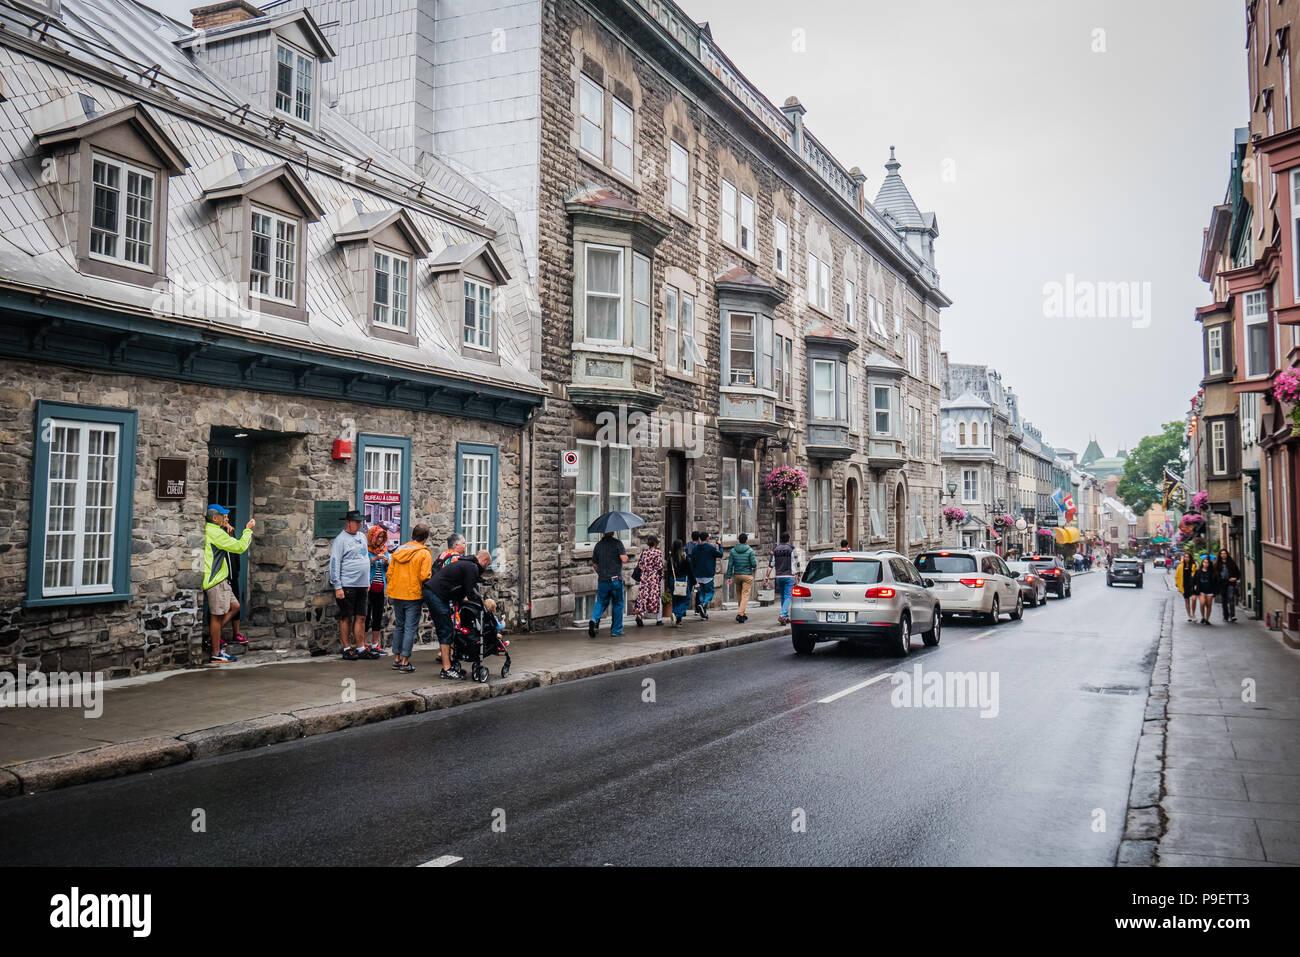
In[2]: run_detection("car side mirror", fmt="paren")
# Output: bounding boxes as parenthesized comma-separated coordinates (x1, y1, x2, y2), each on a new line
(1009, 571, 1020, 579)
(922, 578, 934, 588)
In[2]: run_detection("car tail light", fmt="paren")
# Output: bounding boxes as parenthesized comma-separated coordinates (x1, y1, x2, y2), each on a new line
(1042, 569, 1058, 575)
(958, 578, 985, 588)
(1025, 575, 1036, 583)
(865, 586, 896, 599)
(791, 585, 811, 598)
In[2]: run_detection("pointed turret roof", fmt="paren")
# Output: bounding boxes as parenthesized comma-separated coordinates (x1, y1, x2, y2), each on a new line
(1081, 438, 1105, 466)
(873, 146, 925, 229)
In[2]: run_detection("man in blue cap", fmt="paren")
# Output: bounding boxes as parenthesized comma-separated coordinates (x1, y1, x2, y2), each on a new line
(203, 503, 255, 663)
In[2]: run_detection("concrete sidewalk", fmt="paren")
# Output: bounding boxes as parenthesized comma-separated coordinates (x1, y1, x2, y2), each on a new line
(1144, 584, 1300, 865)
(0, 605, 787, 797)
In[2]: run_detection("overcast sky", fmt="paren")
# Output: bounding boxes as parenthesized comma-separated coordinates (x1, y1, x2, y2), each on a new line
(151, 0, 1244, 457)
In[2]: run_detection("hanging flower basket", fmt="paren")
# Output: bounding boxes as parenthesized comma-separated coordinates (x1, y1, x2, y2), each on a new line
(1037, 527, 1055, 540)
(942, 506, 967, 527)
(1273, 368, 1300, 436)
(1191, 490, 1209, 511)
(764, 465, 808, 499)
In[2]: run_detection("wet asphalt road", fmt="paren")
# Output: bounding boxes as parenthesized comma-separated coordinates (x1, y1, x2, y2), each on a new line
(0, 570, 1165, 866)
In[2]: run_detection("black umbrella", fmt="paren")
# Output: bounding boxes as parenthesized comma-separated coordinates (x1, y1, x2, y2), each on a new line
(586, 510, 646, 534)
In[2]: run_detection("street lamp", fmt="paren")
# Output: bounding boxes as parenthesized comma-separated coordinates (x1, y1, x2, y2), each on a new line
(940, 480, 958, 502)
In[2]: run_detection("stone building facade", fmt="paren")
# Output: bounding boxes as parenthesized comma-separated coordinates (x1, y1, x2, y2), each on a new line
(286, 0, 951, 626)
(0, 0, 543, 674)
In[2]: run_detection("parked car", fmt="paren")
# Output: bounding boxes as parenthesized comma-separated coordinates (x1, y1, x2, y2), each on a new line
(1107, 558, 1145, 588)
(1006, 560, 1049, 607)
(1024, 554, 1072, 598)
(1152, 556, 1167, 568)
(789, 551, 940, 657)
(913, 549, 1023, 624)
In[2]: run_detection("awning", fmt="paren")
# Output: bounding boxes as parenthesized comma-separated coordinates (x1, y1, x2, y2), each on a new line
(1054, 526, 1082, 545)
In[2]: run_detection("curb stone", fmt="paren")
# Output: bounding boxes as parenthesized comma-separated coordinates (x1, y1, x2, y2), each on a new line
(179, 713, 303, 760)
(1117, 597, 1173, 866)
(9, 736, 192, 795)
(0, 627, 786, 798)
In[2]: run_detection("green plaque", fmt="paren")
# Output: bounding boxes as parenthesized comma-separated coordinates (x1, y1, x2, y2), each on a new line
(314, 501, 350, 539)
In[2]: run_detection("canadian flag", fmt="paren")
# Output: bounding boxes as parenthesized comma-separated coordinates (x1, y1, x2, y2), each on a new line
(1064, 493, 1077, 522)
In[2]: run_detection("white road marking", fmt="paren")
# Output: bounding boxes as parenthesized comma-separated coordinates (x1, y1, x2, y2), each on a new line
(419, 855, 463, 867)
(818, 671, 895, 704)
(966, 628, 998, 642)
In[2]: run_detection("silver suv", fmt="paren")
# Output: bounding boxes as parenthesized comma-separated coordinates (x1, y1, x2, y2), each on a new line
(913, 548, 1023, 623)
(789, 550, 941, 657)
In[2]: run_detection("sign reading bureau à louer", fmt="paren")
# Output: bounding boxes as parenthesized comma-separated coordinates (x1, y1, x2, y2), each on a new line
(560, 450, 579, 478)
(155, 458, 187, 499)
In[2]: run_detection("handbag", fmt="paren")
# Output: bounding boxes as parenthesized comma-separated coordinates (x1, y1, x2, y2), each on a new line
(632, 564, 642, 583)
(672, 578, 688, 598)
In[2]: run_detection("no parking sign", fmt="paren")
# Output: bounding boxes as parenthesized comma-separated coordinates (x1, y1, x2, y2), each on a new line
(560, 449, 579, 478)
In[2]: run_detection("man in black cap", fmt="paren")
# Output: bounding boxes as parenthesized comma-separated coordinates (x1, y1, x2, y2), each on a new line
(330, 509, 373, 659)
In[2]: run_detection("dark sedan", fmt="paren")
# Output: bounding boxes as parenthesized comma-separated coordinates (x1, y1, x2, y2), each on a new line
(1107, 558, 1144, 588)
(1007, 561, 1049, 607)
(1024, 554, 1072, 598)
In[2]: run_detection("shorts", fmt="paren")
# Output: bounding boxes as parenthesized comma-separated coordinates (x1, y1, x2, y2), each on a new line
(336, 586, 369, 620)
(206, 579, 235, 617)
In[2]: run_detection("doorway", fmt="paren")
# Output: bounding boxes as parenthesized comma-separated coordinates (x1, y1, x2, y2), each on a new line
(207, 438, 251, 607)
(845, 478, 858, 549)
(664, 452, 687, 549)
(894, 483, 907, 553)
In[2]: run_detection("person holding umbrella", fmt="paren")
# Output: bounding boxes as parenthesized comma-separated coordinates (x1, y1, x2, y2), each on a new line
(585, 509, 643, 638)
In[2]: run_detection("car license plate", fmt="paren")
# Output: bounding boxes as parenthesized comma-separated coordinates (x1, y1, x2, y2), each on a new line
(825, 611, 849, 623)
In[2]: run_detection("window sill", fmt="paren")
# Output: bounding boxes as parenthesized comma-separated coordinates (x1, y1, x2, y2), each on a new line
(25, 591, 132, 609)
(719, 240, 760, 267)
(807, 303, 834, 321)
(664, 368, 701, 384)
(668, 206, 694, 227)
(578, 152, 637, 193)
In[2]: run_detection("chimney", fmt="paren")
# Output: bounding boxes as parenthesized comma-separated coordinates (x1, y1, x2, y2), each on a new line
(780, 96, 806, 155)
(191, 0, 263, 31)
(849, 166, 866, 213)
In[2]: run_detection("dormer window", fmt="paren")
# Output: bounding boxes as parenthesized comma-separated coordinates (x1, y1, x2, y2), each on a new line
(275, 44, 315, 124)
(463, 278, 493, 350)
(374, 250, 411, 331)
(90, 155, 155, 269)
(250, 207, 299, 304)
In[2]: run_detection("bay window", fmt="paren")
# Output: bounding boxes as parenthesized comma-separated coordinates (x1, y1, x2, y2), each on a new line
(1211, 420, 1227, 475)
(873, 385, 893, 435)
(812, 360, 835, 419)
(1206, 324, 1223, 376)
(729, 313, 755, 385)
(584, 244, 623, 342)
(1243, 289, 1269, 377)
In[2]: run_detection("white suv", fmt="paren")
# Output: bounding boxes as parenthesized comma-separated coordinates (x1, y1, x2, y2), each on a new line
(913, 549, 1023, 624)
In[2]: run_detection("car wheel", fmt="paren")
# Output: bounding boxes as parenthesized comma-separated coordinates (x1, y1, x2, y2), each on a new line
(1107, 578, 1113, 586)
(922, 607, 941, 646)
(986, 596, 1000, 625)
(1010, 593, 1023, 620)
(792, 633, 816, 656)
(893, 615, 911, 657)
(1137, 580, 1144, 589)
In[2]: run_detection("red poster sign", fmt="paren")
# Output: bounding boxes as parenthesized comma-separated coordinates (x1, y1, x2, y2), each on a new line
(363, 492, 401, 505)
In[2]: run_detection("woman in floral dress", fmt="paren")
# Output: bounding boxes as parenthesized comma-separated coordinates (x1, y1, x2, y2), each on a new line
(633, 534, 664, 626)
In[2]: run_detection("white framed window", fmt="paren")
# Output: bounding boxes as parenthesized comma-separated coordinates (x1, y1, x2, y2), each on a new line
(1207, 325, 1224, 375)
(250, 207, 298, 303)
(809, 478, 833, 544)
(932, 412, 940, 461)
(576, 440, 601, 544)
(1211, 420, 1228, 475)
(584, 243, 623, 343)
(873, 385, 892, 435)
(958, 422, 966, 446)
(632, 253, 652, 353)
(89, 155, 154, 269)
(908, 407, 922, 458)
(722, 457, 738, 535)
(463, 277, 492, 349)
(579, 74, 604, 160)
(373, 250, 411, 331)
(971, 421, 980, 445)
(1243, 289, 1269, 377)
(738, 458, 756, 536)
(875, 299, 886, 336)
(893, 308, 902, 337)
(275, 43, 314, 123)
(962, 468, 979, 503)
(845, 279, 856, 326)
(848, 372, 859, 432)
(42, 419, 120, 596)
(812, 360, 835, 419)
(665, 285, 697, 375)
(609, 443, 632, 543)
(364, 446, 401, 503)
(1293, 170, 1300, 305)
(721, 179, 737, 247)
(459, 453, 491, 554)
(739, 191, 756, 255)
(906, 331, 921, 377)
(729, 312, 756, 386)
(665, 284, 679, 371)
(611, 95, 634, 178)
(870, 480, 885, 537)
(806, 253, 830, 312)
(670, 140, 689, 214)
(779, 335, 793, 403)
(928, 343, 940, 386)
(774, 217, 788, 275)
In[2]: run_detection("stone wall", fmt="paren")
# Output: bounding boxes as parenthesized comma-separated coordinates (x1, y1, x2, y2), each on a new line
(0, 360, 523, 676)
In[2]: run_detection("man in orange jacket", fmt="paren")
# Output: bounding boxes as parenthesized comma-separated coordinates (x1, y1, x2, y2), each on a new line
(385, 524, 433, 673)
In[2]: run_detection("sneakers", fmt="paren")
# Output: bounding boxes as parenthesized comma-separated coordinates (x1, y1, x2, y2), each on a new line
(210, 651, 237, 663)
(342, 647, 359, 660)
(440, 667, 465, 680)
(371, 644, 389, 657)
(635, 615, 644, 627)
(232, 632, 248, 645)
(588, 619, 597, 638)
(400, 663, 415, 674)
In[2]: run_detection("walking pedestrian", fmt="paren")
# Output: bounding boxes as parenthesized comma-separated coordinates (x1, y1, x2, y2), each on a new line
(330, 509, 373, 659)
(365, 525, 390, 657)
(588, 530, 629, 637)
(763, 533, 800, 625)
(1193, 556, 1218, 625)
(385, 524, 432, 673)
(202, 504, 254, 663)
(725, 532, 758, 623)
(666, 538, 696, 626)
(1175, 552, 1196, 621)
(427, 548, 492, 678)
(632, 534, 664, 627)
(690, 530, 723, 619)
(839, 538, 849, 550)
(1214, 548, 1240, 623)
(686, 530, 700, 559)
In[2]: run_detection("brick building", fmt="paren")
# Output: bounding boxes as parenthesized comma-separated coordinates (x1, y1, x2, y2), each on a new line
(286, 0, 951, 626)
(0, 0, 544, 674)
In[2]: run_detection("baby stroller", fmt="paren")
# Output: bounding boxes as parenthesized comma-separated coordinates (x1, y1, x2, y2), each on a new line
(451, 592, 511, 683)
